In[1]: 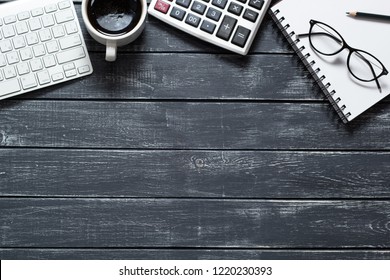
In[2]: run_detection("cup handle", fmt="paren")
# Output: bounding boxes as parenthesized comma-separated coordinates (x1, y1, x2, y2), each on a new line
(106, 40, 117, 62)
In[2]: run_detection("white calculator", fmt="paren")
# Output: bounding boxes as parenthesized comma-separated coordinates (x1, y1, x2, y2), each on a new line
(148, 0, 272, 55)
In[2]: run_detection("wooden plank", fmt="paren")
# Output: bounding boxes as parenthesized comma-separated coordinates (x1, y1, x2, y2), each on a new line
(1, 199, 390, 247)
(0, 0, 290, 55)
(1, 150, 390, 198)
(13, 53, 318, 101)
(0, 1, 289, 54)
(1, 101, 389, 149)
(72, 5, 292, 54)
(1, 249, 390, 260)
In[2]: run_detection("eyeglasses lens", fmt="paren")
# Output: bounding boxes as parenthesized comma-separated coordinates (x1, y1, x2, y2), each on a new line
(349, 51, 384, 82)
(310, 23, 343, 55)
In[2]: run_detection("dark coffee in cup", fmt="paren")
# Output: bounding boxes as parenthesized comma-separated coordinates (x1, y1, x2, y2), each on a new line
(87, 0, 142, 36)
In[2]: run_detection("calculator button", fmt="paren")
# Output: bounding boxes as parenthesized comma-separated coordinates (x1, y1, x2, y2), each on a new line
(154, 0, 171, 14)
(191, 1, 207, 15)
(200, 20, 216, 34)
(216, 15, 237, 41)
(236, 0, 247, 3)
(206, 8, 222, 22)
(243, 8, 258, 22)
(170, 7, 186, 20)
(176, 0, 192, 8)
(201, 0, 210, 2)
(211, 0, 228, 9)
(231, 25, 250, 47)
(185, 13, 201, 27)
(248, 0, 264, 10)
(227, 2, 243, 16)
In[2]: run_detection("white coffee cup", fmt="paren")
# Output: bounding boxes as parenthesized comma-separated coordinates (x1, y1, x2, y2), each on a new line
(81, 0, 147, 62)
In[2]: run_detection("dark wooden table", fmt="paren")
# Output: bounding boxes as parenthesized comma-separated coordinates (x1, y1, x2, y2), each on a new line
(1, 0, 390, 260)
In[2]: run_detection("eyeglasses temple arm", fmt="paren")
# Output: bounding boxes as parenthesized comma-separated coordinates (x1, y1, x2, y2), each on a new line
(355, 52, 382, 93)
(296, 32, 343, 45)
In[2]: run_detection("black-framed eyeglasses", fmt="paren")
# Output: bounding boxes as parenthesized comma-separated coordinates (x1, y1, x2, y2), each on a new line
(297, 19, 388, 93)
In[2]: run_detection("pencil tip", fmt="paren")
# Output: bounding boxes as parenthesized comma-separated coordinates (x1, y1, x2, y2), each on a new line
(346, 12, 350, 15)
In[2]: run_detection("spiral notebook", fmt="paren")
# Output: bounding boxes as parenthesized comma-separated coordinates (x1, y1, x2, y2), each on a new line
(270, 0, 390, 123)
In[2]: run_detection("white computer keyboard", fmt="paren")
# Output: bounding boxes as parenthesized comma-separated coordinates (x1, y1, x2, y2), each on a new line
(148, 0, 271, 55)
(0, 0, 93, 100)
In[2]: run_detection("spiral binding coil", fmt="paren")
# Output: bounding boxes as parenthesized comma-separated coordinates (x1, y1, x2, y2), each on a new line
(271, 9, 351, 121)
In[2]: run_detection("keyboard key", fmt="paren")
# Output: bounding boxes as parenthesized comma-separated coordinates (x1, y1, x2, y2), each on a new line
(3, 25, 15, 38)
(55, 9, 74, 23)
(52, 25, 66, 38)
(78, 65, 91, 74)
(185, 13, 201, 27)
(16, 21, 29, 34)
(232, 25, 251, 47)
(58, 1, 71, 10)
(191, 1, 207, 15)
(0, 79, 21, 97)
(39, 29, 52, 42)
(20, 73, 37, 89)
(26, 33, 39, 45)
(4, 15, 16, 25)
(28, 18, 42, 31)
(236, 0, 247, 3)
(6, 52, 20, 65)
(216, 15, 237, 41)
(0, 54, 6, 66)
(228, 2, 243, 16)
(63, 63, 75, 71)
(46, 41, 59, 53)
(31, 8, 44, 17)
(30, 58, 43, 71)
(248, 0, 264, 10)
(37, 71, 51, 85)
(59, 34, 82, 50)
(154, 0, 171, 14)
(56, 46, 86, 64)
(13, 36, 27, 49)
(52, 72, 64, 81)
(43, 55, 57, 67)
(17, 62, 30, 75)
(64, 21, 78, 34)
(170, 7, 186, 21)
(243, 8, 258, 22)
(176, 0, 192, 8)
(4, 66, 17, 79)
(211, 0, 228, 9)
(206, 8, 222, 22)
(42, 14, 55, 27)
(19, 48, 33, 61)
(65, 69, 77, 78)
(33, 44, 46, 57)
(45, 4, 58, 13)
(0, 40, 13, 52)
(17, 11, 30, 21)
(200, 20, 216, 34)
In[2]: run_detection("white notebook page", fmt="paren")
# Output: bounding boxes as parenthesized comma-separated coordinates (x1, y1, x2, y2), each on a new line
(271, 0, 390, 122)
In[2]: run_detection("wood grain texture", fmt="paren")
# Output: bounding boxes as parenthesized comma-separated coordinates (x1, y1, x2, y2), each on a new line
(15, 53, 319, 101)
(1, 101, 390, 149)
(1, 249, 390, 260)
(73, 4, 292, 54)
(1, 199, 390, 248)
(1, 0, 389, 260)
(1, 149, 389, 198)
